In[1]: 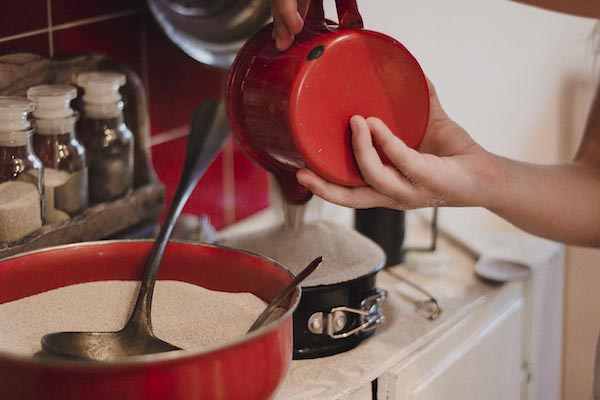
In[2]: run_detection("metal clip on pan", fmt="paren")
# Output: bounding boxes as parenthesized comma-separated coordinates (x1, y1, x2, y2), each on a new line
(307, 289, 387, 339)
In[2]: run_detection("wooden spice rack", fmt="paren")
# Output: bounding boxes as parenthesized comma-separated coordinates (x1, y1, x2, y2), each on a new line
(0, 52, 165, 260)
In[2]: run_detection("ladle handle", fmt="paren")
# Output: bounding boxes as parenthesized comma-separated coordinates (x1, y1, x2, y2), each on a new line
(305, 0, 364, 29)
(129, 99, 229, 331)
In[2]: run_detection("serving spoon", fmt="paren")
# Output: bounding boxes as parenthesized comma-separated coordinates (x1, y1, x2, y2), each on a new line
(41, 99, 230, 361)
(247, 256, 323, 333)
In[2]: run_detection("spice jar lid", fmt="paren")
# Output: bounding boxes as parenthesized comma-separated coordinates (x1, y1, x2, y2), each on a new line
(27, 84, 77, 119)
(0, 96, 33, 132)
(76, 72, 126, 105)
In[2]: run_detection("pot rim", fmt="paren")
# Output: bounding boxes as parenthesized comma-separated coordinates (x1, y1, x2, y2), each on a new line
(147, 0, 272, 69)
(0, 239, 301, 368)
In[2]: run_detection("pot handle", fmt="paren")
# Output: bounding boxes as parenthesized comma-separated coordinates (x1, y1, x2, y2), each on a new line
(305, 0, 364, 29)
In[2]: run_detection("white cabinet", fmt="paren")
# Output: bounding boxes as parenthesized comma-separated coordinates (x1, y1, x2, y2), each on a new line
(380, 295, 524, 400)
(342, 384, 373, 400)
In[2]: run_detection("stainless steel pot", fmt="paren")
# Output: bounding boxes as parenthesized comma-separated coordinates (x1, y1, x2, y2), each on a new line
(147, 0, 271, 68)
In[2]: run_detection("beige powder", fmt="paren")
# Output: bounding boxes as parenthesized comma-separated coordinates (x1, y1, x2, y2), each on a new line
(0, 181, 42, 242)
(43, 168, 71, 224)
(221, 220, 385, 287)
(0, 280, 267, 356)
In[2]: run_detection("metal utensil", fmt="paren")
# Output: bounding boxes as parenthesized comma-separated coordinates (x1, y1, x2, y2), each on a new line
(41, 99, 230, 361)
(247, 256, 323, 333)
(147, 0, 271, 68)
(387, 269, 442, 320)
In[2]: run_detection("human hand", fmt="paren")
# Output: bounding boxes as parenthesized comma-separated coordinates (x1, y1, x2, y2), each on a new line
(271, 0, 310, 51)
(296, 79, 508, 210)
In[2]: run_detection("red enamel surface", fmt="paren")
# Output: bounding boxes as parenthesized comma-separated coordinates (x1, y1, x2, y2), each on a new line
(0, 241, 297, 400)
(227, 1, 429, 203)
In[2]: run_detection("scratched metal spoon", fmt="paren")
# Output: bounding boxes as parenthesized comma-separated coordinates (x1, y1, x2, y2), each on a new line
(247, 256, 323, 333)
(41, 100, 230, 361)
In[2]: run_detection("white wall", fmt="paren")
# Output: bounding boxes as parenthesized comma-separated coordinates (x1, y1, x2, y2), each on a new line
(325, 0, 598, 240)
(323, 0, 598, 398)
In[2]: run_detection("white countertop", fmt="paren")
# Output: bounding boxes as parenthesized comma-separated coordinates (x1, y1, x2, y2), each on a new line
(271, 212, 518, 399)
(219, 202, 559, 400)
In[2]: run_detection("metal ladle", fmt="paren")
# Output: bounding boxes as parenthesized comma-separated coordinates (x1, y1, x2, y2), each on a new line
(41, 99, 230, 361)
(247, 256, 323, 333)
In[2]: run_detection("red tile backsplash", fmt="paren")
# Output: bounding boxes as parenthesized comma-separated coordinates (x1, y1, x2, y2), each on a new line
(0, 0, 47, 38)
(0, 33, 50, 57)
(51, 0, 143, 26)
(151, 135, 228, 229)
(53, 14, 145, 77)
(233, 142, 270, 221)
(0, 2, 270, 229)
(146, 19, 227, 136)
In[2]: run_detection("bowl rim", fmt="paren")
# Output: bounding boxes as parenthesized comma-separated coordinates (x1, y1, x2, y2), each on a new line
(0, 239, 301, 368)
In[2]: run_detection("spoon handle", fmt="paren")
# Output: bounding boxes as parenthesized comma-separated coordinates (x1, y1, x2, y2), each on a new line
(247, 256, 323, 333)
(129, 100, 230, 329)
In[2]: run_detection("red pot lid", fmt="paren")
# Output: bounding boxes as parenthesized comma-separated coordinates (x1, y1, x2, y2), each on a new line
(289, 30, 429, 186)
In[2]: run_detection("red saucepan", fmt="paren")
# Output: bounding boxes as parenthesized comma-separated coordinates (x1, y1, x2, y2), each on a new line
(227, 0, 430, 204)
(0, 241, 300, 400)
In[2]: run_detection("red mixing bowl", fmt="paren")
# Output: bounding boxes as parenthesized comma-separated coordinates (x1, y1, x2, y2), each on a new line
(0, 241, 300, 400)
(227, 0, 430, 204)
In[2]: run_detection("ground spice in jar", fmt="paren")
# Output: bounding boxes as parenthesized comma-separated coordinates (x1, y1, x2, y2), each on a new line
(0, 97, 44, 241)
(76, 72, 134, 203)
(0, 280, 268, 356)
(43, 168, 72, 224)
(78, 117, 133, 202)
(28, 84, 89, 221)
(0, 181, 42, 242)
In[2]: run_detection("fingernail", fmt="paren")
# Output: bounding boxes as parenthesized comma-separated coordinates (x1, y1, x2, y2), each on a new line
(292, 13, 304, 34)
(349, 115, 362, 130)
(276, 36, 289, 52)
(296, 170, 308, 186)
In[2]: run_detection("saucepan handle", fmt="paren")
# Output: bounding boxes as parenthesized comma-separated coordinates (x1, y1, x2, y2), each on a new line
(335, 0, 364, 28)
(305, 0, 364, 29)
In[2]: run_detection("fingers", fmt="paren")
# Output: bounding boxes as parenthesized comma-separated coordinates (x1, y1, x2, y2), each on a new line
(296, 169, 401, 209)
(296, 114, 476, 210)
(350, 116, 419, 200)
(272, 21, 294, 51)
(272, 0, 305, 51)
(364, 117, 427, 181)
(422, 74, 448, 120)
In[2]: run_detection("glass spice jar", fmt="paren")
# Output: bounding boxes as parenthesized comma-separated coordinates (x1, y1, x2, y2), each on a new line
(0, 97, 44, 242)
(76, 72, 134, 203)
(27, 84, 89, 223)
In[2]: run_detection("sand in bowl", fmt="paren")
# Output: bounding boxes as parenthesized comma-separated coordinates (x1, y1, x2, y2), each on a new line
(0, 280, 270, 357)
(222, 220, 385, 287)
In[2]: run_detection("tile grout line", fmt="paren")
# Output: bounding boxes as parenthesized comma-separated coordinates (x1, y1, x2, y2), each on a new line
(46, 0, 54, 57)
(0, 29, 49, 44)
(0, 8, 141, 45)
(52, 9, 140, 32)
(150, 125, 190, 147)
